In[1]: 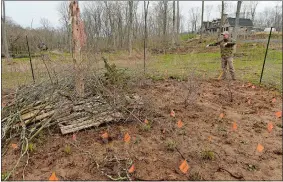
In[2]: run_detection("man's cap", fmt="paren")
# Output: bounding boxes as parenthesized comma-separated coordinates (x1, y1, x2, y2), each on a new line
(221, 31, 229, 35)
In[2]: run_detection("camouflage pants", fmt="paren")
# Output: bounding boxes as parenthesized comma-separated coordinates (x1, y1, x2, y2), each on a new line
(221, 57, 235, 80)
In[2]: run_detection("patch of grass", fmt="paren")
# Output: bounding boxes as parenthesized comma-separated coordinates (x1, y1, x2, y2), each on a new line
(247, 164, 257, 171)
(201, 150, 215, 160)
(189, 172, 203, 180)
(1, 172, 9, 181)
(134, 135, 141, 144)
(165, 139, 177, 151)
(28, 143, 36, 153)
(139, 123, 151, 132)
(180, 33, 197, 41)
(64, 145, 72, 155)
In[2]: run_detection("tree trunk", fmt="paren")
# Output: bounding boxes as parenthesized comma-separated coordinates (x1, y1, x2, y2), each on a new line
(172, 1, 175, 44)
(70, 0, 85, 97)
(200, 1, 204, 41)
(176, 0, 180, 44)
(1, 0, 11, 61)
(144, 1, 149, 74)
(234, 1, 242, 41)
(163, 0, 168, 46)
(128, 0, 133, 55)
(218, 1, 224, 40)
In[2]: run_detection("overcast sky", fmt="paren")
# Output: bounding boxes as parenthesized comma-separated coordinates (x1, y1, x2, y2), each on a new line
(5, 1, 280, 30)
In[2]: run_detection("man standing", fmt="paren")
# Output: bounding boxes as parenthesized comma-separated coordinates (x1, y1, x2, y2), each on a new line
(206, 31, 236, 80)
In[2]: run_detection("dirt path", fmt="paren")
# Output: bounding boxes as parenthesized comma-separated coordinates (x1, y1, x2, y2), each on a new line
(2, 79, 282, 180)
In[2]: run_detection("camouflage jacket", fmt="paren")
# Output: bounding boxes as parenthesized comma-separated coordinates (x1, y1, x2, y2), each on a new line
(209, 39, 236, 58)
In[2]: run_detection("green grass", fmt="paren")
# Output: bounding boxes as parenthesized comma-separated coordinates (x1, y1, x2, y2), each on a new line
(146, 44, 282, 91)
(180, 33, 197, 41)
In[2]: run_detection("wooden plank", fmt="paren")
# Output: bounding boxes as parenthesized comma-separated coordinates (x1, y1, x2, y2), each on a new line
(59, 112, 123, 134)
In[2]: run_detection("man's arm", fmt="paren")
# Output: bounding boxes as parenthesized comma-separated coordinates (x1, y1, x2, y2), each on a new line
(224, 39, 236, 47)
(206, 40, 222, 47)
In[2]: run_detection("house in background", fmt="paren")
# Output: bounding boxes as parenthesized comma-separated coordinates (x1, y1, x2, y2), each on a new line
(203, 14, 254, 36)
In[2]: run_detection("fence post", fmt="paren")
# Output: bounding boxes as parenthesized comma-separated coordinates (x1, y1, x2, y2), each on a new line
(26, 35, 35, 84)
(259, 27, 273, 84)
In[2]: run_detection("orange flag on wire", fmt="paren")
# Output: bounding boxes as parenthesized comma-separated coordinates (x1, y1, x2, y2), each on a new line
(101, 132, 109, 139)
(256, 144, 264, 152)
(219, 113, 224, 119)
(232, 122, 237, 131)
(177, 120, 183, 128)
(170, 110, 175, 117)
(267, 122, 273, 133)
(144, 119, 149, 124)
(128, 164, 135, 173)
(124, 133, 131, 143)
(272, 98, 276, 103)
(49, 172, 58, 181)
(179, 160, 189, 174)
(275, 111, 282, 118)
(11, 143, 18, 149)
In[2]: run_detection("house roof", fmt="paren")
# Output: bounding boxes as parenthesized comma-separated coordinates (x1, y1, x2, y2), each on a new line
(227, 18, 253, 27)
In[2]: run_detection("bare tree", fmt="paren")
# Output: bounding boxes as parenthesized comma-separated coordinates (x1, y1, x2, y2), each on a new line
(57, 1, 71, 53)
(205, 4, 213, 21)
(128, 0, 133, 55)
(70, 0, 86, 97)
(200, 1, 204, 41)
(172, 1, 175, 44)
(1, 0, 11, 61)
(144, 1, 149, 74)
(218, 1, 225, 39)
(233, 1, 242, 41)
(248, 1, 259, 21)
(189, 7, 200, 33)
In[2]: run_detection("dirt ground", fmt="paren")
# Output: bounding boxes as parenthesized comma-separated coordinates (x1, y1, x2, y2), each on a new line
(2, 78, 282, 181)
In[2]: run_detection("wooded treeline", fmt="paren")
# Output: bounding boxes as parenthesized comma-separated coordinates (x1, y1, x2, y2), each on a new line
(2, 1, 282, 57)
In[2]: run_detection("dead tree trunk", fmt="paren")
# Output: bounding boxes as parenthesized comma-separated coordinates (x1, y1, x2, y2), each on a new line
(200, 1, 204, 41)
(163, 0, 168, 50)
(234, 1, 242, 41)
(172, 1, 176, 44)
(128, 0, 133, 55)
(1, 0, 11, 61)
(144, 1, 149, 74)
(70, 0, 86, 97)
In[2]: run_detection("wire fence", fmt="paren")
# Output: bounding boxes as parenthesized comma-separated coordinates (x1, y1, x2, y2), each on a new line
(2, 32, 282, 93)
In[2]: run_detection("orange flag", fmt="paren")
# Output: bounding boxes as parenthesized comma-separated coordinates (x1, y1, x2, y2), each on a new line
(208, 136, 212, 142)
(170, 110, 175, 117)
(219, 113, 224, 119)
(256, 144, 264, 152)
(272, 98, 276, 103)
(179, 160, 189, 174)
(144, 119, 149, 124)
(72, 134, 77, 141)
(232, 122, 237, 131)
(177, 120, 183, 128)
(267, 122, 273, 133)
(49, 172, 58, 181)
(252, 85, 256, 89)
(275, 111, 282, 118)
(124, 133, 131, 143)
(128, 164, 135, 173)
(11, 143, 18, 149)
(101, 132, 109, 139)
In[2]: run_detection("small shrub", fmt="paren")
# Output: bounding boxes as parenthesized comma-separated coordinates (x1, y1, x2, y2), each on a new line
(139, 124, 151, 132)
(28, 143, 36, 152)
(201, 150, 215, 160)
(165, 139, 176, 151)
(189, 172, 203, 181)
(134, 136, 141, 144)
(1, 172, 9, 181)
(64, 145, 72, 155)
